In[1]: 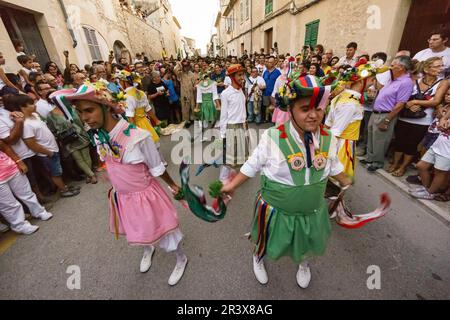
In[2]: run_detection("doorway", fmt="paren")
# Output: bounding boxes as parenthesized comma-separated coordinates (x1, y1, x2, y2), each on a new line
(399, 0, 450, 56)
(0, 5, 50, 65)
(265, 28, 273, 53)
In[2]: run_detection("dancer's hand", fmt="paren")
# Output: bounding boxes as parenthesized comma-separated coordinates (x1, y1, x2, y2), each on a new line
(220, 183, 235, 196)
(169, 184, 180, 196)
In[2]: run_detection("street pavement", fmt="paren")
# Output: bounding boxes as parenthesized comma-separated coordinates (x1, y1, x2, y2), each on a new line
(1, 124, 449, 300)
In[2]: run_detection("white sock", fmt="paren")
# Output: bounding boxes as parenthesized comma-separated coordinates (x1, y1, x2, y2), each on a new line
(144, 245, 154, 254)
(174, 245, 186, 264)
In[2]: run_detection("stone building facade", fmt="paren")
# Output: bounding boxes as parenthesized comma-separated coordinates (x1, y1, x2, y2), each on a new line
(220, 0, 416, 61)
(0, 0, 183, 72)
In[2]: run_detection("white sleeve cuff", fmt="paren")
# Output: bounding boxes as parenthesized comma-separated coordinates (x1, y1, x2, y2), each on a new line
(329, 160, 344, 177)
(150, 162, 166, 177)
(240, 162, 257, 178)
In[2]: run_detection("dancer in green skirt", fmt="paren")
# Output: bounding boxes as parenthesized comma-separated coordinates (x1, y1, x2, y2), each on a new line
(195, 74, 220, 141)
(221, 74, 352, 288)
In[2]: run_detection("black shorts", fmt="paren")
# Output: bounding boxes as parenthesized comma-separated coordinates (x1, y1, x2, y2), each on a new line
(394, 120, 429, 156)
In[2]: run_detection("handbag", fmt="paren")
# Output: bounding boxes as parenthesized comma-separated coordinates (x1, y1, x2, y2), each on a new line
(58, 126, 79, 144)
(399, 79, 441, 119)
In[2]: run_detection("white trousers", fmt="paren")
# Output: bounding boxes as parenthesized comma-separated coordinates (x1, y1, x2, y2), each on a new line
(0, 172, 46, 229)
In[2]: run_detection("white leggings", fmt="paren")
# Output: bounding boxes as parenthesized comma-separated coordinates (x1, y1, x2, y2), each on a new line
(0, 172, 46, 229)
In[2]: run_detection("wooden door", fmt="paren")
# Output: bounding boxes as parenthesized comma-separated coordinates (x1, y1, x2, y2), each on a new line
(399, 0, 450, 56)
(0, 6, 50, 65)
(265, 28, 273, 53)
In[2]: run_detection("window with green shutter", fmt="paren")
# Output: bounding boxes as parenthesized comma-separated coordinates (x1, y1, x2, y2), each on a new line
(265, 0, 273, 15)
(304, 20, 320, 47)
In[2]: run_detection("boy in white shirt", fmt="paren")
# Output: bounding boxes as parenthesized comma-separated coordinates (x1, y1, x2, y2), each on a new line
(219, 65, 248, 182)
(6, 94, 80, 198)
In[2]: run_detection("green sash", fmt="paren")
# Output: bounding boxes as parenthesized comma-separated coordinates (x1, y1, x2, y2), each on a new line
(260, 175, 327, 215)
(267, 121, 332, 186)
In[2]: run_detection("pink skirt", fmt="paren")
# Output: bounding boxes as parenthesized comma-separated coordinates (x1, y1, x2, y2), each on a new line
(272, 108, 290, 125)
(109, 179, 180, 246)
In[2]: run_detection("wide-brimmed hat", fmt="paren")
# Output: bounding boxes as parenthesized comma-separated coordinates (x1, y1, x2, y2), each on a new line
(50, 81, 126, 116)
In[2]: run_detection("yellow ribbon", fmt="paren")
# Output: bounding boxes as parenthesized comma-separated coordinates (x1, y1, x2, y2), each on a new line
(287, 152, 303, 163)
(315, 151, 328, 158)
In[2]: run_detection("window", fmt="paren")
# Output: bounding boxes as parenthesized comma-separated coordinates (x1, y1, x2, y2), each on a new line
(83, 27, 102, 61)
(245, 0, 250, 19)
(240, 1, 244, 23)
(304, 20, 320, 47)
(265, 0, 273, 15)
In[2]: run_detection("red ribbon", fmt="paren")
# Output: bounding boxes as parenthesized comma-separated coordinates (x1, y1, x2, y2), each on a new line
(277, 124, 287, 139)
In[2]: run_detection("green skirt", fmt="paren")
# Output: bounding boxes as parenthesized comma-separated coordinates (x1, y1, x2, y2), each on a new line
(251, 176, 331, 264)
(201, 101, 217, 122)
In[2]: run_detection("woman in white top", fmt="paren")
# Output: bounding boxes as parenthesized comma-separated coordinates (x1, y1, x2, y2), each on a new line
(390, 57, 447, 177)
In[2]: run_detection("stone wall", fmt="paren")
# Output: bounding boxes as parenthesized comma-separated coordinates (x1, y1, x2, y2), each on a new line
(121, 10, 163, 60)
(224, 0, 412, 61)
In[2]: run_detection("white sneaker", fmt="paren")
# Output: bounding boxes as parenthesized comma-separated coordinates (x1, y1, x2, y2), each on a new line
(253, 255, 268, 285)
(408, 186, 426, 193)
(0, 222, 10, 233)
(168, 256, 188, 286)
(140, 246, 155, 273)
(33, 211, 53, 221)
(11, 221, 39, 235)
(296, 263, 311, 288)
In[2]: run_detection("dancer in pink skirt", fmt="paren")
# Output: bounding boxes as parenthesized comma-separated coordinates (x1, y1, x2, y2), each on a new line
(271, 57, 296, 125)
(51, 83, 188, 286)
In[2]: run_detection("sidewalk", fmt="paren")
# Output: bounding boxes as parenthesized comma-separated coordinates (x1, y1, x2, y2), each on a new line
(357, 158, 450, 227)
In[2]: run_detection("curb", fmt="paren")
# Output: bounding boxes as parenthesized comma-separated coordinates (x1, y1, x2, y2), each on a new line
(359, 160, 450, 227)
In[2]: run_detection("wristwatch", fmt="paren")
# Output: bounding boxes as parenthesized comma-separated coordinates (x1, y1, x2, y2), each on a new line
(384, 118, 391, 124)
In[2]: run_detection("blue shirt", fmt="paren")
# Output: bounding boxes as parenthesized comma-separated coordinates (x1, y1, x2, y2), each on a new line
(211, 71, 226, 94)
(263, 68, 281, 96)
(162, 79, 179, 103)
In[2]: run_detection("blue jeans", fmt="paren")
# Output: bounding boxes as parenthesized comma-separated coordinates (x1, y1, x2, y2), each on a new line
(247, 100, 262, 123)
(39, 152, 63, 177)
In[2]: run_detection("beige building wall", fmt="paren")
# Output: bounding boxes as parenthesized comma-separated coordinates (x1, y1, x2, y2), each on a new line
(1, 0, 183, 75)
(0, 0, 78, 72)
(223, 0, 412, 61)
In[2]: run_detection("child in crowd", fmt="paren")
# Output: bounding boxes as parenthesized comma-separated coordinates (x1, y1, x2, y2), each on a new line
(410, 87, 450, 201)
(5, 94, 80, 198)
(0, 140, 52, 234)
(17, 55, 36, 93)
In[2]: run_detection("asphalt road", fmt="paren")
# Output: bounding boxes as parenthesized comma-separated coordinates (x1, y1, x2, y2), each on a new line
(1, 124, 449, 300)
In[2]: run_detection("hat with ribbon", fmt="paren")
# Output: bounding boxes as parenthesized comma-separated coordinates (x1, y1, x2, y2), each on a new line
(49, 80, 126, 117)
(321, 58, 389, 103)
(113, 70, 142, 87)
(226, 64, 245, 76)
(276, 74, 338, 112)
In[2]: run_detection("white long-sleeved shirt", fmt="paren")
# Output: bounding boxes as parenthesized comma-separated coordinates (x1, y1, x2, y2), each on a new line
(196, 81, 219, 104)
(124, 87, 152, 118)
(219, 86, 247, 138)
(325, 89, 363, 138)
(241, 123, 343, 186)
